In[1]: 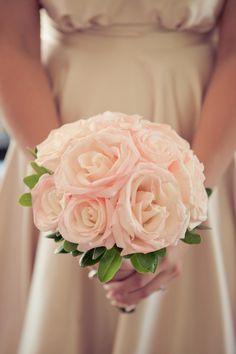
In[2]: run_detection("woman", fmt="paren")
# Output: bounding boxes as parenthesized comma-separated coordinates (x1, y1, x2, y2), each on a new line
(0, 0, 235, 353)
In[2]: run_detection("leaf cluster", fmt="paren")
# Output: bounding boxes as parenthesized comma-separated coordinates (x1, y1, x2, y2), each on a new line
(18, 161, 53, 207)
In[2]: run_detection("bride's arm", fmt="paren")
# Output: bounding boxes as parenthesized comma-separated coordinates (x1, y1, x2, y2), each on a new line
(192, 0, 236, 188)
(104, 0, 236, 308)
(0, 0, 60, 152)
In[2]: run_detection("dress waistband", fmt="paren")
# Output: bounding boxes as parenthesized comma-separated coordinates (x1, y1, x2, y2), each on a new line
(41, 13, 215, 45)
(72, 23, 173, 38)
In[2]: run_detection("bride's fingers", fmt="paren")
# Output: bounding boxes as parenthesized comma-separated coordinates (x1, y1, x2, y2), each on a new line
(104, 271, 155, 294)
(104, 258, 169, 294)
(109, 265, 181, 307)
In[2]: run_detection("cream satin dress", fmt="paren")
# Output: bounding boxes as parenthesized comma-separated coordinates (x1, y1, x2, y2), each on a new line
(0, 1, 235, 353)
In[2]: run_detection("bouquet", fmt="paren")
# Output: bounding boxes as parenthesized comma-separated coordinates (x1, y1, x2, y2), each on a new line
(19, 112, 211, 283)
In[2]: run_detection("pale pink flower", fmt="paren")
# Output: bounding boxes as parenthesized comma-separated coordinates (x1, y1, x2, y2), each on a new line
(36, 119, 92, 171)
(32, 112, 208, 256)
(36, 112, 142, 171)
(32, 174, 66, 231)
(142, 121, 190, 152)
(59, 197, 114, 250)
(169, 150, 208, 228)
(112, 163, 189, 255)
(87, 111, 143, 132)
(133, 126, 186, 167)
(54, 127, 140, 197)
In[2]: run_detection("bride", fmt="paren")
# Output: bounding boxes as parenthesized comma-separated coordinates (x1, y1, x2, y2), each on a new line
(0, 0, 235, 353)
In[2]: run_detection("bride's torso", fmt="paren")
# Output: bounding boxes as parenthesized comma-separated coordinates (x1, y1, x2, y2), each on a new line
(39, 0, 225, 136)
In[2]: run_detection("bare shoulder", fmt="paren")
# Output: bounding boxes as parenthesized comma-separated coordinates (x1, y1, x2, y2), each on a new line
(0, 0, 41, 56)
(218, 0, 236, 56)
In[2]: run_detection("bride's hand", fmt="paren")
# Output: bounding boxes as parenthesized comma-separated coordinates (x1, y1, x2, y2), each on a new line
(103, 242, 190, 307)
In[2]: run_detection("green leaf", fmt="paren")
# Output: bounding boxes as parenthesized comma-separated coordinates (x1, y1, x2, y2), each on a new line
(156, 248, 167, 257)
(45, 232, 58, 239)
(130, 252, 159, 273)
(71, 250, 83, 257)
(98, 247, 122, 283)
(55, 235, 64, 242)
(23, 174, 40, 189)
(206, 188, 213, 198)
(181, 230, 201, 244)
(18, 193, 32, 207)
(131, 254, 149, 273)
(27, 147, 38, 158)
(54, 244, 69, 254)
(123, 254, 132, 259)
(118, 306, 136, 314)
(79, 249, 103, 268)
(195, 224, 211, 231)
(92, 247, 106, 260)
(31, 161, 53, 176)
(45, 232, 63, 242)
(63, 240, 78, 252)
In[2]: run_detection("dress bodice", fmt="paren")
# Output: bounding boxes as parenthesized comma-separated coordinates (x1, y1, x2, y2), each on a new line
(40, 0, 225, 34)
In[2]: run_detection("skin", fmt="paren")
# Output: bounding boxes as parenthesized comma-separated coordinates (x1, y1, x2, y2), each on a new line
(0, 0, 60, 152)
(0, 0, 236, 308)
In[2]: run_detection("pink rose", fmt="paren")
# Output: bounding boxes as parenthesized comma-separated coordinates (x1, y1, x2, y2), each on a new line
(54, 127, 140, 197)
(36, 119, 92, 171)
(133, 128, 184, 167)
(142, 121, 190, 152)
(112, 163, 189, 255)
(169, 151, 208, 228)
(32, 174, 66, 231)
(59, 197, 114, 250)
(87, 111, 143, 132)
(36, 112, 142, 171)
